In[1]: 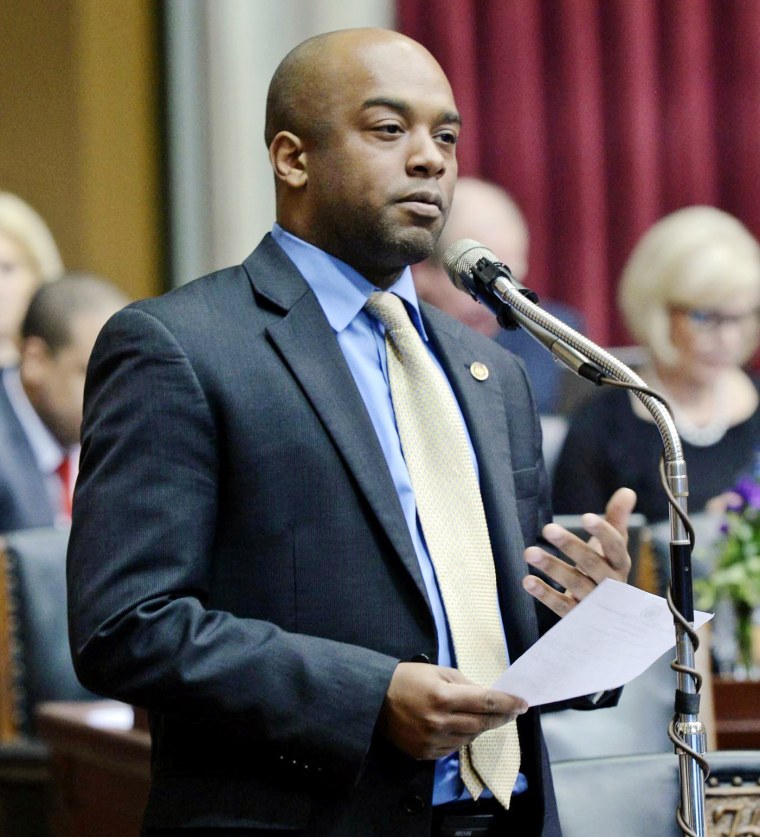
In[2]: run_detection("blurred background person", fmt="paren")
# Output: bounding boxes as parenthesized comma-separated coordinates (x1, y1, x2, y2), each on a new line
(413, 177, 585, 416)
(0, 191, 64, 368)
(553, 205, 760, 525)
(0, 272, 129, 532)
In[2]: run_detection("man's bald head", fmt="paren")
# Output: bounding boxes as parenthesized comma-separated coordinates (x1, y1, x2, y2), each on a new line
(264, 28, 441, 149)
(265, 32, 333, 148)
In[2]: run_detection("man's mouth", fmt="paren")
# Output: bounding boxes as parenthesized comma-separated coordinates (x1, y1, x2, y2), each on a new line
(396, 191, 444, 219)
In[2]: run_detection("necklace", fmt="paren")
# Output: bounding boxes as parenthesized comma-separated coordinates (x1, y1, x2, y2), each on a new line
(641, 369, 730, 448)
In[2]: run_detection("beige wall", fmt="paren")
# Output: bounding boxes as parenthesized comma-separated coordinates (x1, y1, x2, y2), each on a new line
(0, 0, 163, 301)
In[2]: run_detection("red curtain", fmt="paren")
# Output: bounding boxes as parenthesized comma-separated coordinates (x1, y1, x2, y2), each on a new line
(396, 0, 760, 347)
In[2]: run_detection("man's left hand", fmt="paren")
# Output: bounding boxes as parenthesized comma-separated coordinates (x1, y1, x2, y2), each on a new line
(522, 487, 637, 617)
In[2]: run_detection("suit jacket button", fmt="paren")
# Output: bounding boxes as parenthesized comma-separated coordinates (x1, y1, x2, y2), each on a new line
(409, 653, 431, 664)
(401, 794, 426, 815)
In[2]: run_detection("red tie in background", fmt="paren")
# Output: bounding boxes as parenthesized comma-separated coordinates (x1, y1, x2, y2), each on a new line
(56, 456, 72, 519)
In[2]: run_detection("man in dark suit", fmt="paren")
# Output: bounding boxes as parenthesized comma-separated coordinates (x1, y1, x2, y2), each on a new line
(67, 29, 635, 836)
(0, 273, 127, 533)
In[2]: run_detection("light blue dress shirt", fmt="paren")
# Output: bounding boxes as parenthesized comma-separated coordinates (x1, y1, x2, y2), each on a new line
(271, 225, 526, 802)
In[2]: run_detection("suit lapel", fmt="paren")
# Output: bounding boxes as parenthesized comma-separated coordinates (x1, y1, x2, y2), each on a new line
(0, 378, 56, 526)
(243, 238, 429, 602)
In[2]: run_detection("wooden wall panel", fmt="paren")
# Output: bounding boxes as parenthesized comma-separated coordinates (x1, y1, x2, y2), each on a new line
(0, 0, 164, 300)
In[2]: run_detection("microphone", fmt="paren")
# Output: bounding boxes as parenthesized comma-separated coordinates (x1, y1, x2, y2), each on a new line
(446, 241, 705, 821)
(442, 238, 537, 328)
(442, 239, 606, 384)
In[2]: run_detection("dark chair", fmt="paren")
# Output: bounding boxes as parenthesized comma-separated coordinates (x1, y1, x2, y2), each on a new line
(552, 750, 760, 837)
(3, 527, 94, 735)
(0, 526, 95, 837)
(0, 739, 49, 837)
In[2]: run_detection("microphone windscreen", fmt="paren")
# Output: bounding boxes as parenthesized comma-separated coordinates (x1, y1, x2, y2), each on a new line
(441, 239, 500, 290)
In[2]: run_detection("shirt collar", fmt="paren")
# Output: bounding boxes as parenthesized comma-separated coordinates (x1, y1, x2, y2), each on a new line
(272, 224, 429, 340)
(2, 366, 70, 474)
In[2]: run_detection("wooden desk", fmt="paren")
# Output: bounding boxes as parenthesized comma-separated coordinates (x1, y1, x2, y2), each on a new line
(35, 701, 150, 837)
(713, 677, 760, 749)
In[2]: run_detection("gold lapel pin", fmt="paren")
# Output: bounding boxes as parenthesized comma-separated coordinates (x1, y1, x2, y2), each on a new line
(469, 361, 489, 381)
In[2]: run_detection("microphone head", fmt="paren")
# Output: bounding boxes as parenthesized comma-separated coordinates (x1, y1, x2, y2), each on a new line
(442, 239, 500, 290)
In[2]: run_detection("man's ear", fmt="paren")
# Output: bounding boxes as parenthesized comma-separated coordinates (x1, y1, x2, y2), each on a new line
(269, 131, 308, 189)
(19, 336, 52, 387)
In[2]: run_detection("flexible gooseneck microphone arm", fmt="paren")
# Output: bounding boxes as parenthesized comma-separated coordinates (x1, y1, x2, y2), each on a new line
(442, 238, 707, 837)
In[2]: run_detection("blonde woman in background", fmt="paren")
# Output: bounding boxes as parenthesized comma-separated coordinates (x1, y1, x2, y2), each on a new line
(0, 192, 63, 367)
(553, 205, 760, 523)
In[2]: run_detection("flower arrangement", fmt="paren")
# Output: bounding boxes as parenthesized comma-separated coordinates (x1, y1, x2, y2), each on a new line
(695, 474, 760, 674)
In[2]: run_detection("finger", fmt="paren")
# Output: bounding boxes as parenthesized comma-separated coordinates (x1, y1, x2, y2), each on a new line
(522, 573, 578, 617)
(444, 705, 525, 737)
(582, 513, 631, 578)
(444, 682, 529, 719)
(604, 487, 637, 536)
(425, 716, 522, 758)
(541, 516, 628, 581)
(524, 545, 596, 600)
(420, 697, 528, 757)
(413, 687, 528, 759)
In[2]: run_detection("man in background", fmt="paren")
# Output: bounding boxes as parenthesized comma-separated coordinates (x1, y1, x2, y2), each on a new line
(413, 177, 585, 415)
(0, 272, 128, 532)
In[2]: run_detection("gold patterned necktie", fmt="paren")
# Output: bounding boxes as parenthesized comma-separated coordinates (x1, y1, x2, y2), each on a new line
(364, 291, 521, 809)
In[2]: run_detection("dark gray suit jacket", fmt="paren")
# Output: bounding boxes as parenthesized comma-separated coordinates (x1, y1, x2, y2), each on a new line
(67, 235, 563, 835)
(0, 373, 57, 533)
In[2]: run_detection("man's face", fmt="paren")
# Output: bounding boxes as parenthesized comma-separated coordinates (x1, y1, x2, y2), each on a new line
(22, 310, 111, 447)
(299, 38, 460, 287)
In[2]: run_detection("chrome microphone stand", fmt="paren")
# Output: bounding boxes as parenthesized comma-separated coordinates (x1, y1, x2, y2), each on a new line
(444, 241, 708, 836)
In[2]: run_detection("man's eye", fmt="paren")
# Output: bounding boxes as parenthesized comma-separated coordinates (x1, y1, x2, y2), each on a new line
(376, 124, 403, 134)
(437, 131, 459, 145)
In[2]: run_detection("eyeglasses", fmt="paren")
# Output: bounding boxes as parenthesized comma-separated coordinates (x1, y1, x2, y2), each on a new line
(669, 305, 760, 334)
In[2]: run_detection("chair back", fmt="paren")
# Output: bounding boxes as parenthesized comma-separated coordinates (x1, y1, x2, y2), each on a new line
(0, 527, 94, 740)
(552, 751, 680, 837)
(541, 649, 675, 763)
(552, 750, 760, 837)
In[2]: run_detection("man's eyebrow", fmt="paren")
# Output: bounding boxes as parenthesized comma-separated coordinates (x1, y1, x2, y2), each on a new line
(361, 97, 462, 126)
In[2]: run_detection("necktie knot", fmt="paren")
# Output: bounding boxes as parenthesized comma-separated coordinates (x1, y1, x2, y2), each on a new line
(365, 291, 410, 334)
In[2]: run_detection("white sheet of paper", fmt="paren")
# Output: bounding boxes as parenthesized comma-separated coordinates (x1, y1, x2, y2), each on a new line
(493, 578, 712, 706)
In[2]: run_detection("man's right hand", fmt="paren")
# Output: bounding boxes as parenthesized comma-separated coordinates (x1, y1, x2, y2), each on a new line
(376, 662, 528, 760)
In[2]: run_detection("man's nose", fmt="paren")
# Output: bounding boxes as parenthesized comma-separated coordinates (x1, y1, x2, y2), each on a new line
(407, 130, 447, 178)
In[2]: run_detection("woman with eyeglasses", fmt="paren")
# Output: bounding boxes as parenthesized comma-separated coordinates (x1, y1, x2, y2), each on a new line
(552, 205, 760, 524)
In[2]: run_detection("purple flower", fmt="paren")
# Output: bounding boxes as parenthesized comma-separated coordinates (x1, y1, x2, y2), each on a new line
(734, 478, 760, 510)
